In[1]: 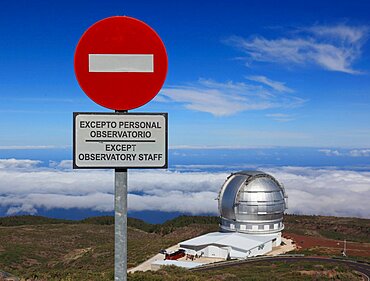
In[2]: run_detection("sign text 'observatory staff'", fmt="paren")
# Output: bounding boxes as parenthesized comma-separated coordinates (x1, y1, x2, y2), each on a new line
(74, 113, 167, 168)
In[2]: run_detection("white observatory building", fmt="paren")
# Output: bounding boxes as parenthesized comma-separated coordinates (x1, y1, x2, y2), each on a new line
(180, 171, 288, 259)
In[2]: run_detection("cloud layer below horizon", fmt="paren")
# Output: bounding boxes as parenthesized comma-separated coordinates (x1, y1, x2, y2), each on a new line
(0, 159, 369, 219)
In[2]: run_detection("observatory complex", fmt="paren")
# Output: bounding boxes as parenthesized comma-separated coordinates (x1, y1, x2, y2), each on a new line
(179, 171, 288, 260)
(145, 171, 290, 271)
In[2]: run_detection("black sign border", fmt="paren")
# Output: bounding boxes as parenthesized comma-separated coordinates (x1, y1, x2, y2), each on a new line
(73, 112, 168, 169)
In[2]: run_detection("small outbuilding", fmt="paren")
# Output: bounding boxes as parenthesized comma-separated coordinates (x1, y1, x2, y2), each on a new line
(180, 232, 280, 259)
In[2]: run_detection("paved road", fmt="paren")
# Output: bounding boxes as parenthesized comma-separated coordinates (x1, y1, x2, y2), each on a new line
(192, 256, 370, 279)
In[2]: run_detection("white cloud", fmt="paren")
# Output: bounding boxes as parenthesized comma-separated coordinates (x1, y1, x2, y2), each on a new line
(348, 149, 370, 157)
(319, 149, 370, 157)
(0, 158, 42, 169)
(246, 76, 294, 93)
(169, 145, 275, 149)
(1, 193, 114, 213)
(49, 160, 73, 170)
(226, 24, 368, 74)
(307, 24, 368, 44)
(0, 146, 59, 150)
(0, 159, 369, 218)
(265, 167, 370, 218)
(6, 204, 37, 216)
(128, 191, 217, 214)
(158, 78, 305, 116)
(266, 113, 295, 122)
(318, 149, 342, 156)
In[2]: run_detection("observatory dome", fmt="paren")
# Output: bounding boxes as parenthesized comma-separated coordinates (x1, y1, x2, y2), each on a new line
(218, 171, 287, 234)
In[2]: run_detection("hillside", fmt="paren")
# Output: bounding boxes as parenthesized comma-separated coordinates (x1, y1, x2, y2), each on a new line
(284, 214, 370, 243)
(0, 214, 369, 280)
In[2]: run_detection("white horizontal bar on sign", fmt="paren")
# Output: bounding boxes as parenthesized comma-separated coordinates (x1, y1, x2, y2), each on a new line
(89, 54, 154, 73)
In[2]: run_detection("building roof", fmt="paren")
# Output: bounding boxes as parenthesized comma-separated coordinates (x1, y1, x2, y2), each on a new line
(180, 232, 277, 252)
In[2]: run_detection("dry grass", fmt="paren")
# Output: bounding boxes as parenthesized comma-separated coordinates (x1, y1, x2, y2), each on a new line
(0, 214, 368, 280)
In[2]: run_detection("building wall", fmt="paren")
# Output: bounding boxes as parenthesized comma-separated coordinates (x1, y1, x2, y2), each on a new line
(181, 238, 275, 260)
(229, 248, 247, 259)
(229, 240, 273, 259)
(248, 240, 272, 257)
(203, 245, 229, 259)
(274, 232, 282, 246)
(220, 217, 284, 234)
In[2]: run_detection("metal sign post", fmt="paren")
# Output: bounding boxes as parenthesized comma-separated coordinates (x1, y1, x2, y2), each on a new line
(115, 168, 127, 281)
(114, 110, 127, 281)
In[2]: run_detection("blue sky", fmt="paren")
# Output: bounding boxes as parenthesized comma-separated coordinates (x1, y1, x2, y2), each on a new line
(0, 0, 370, 148)
(0, 1, 370, 220)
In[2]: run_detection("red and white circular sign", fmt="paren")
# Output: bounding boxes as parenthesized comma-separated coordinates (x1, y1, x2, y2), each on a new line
(74, 16, 168, 110)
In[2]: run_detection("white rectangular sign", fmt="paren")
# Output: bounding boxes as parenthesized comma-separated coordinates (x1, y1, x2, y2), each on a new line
(89, 54, 154, 73)
(73, 113, 167, 168)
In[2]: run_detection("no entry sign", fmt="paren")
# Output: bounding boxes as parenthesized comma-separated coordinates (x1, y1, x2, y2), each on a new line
(74, 16, 168, 110)
(73, 16, 169, 281)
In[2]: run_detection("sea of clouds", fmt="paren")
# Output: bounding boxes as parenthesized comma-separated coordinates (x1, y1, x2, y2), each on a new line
(0, 158, 369, 218)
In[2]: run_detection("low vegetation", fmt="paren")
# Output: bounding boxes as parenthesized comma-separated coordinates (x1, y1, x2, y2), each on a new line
(284, 214, 370, 243)
(129, 262, 364, 281)
(0, 214, 368, 280)
(3, 214, 368, 242)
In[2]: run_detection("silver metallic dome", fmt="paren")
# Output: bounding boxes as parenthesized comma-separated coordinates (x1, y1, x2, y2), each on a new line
(218, 171, 287, 234)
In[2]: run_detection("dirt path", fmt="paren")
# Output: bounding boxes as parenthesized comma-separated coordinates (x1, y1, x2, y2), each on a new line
(267, 237, 296, 256)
